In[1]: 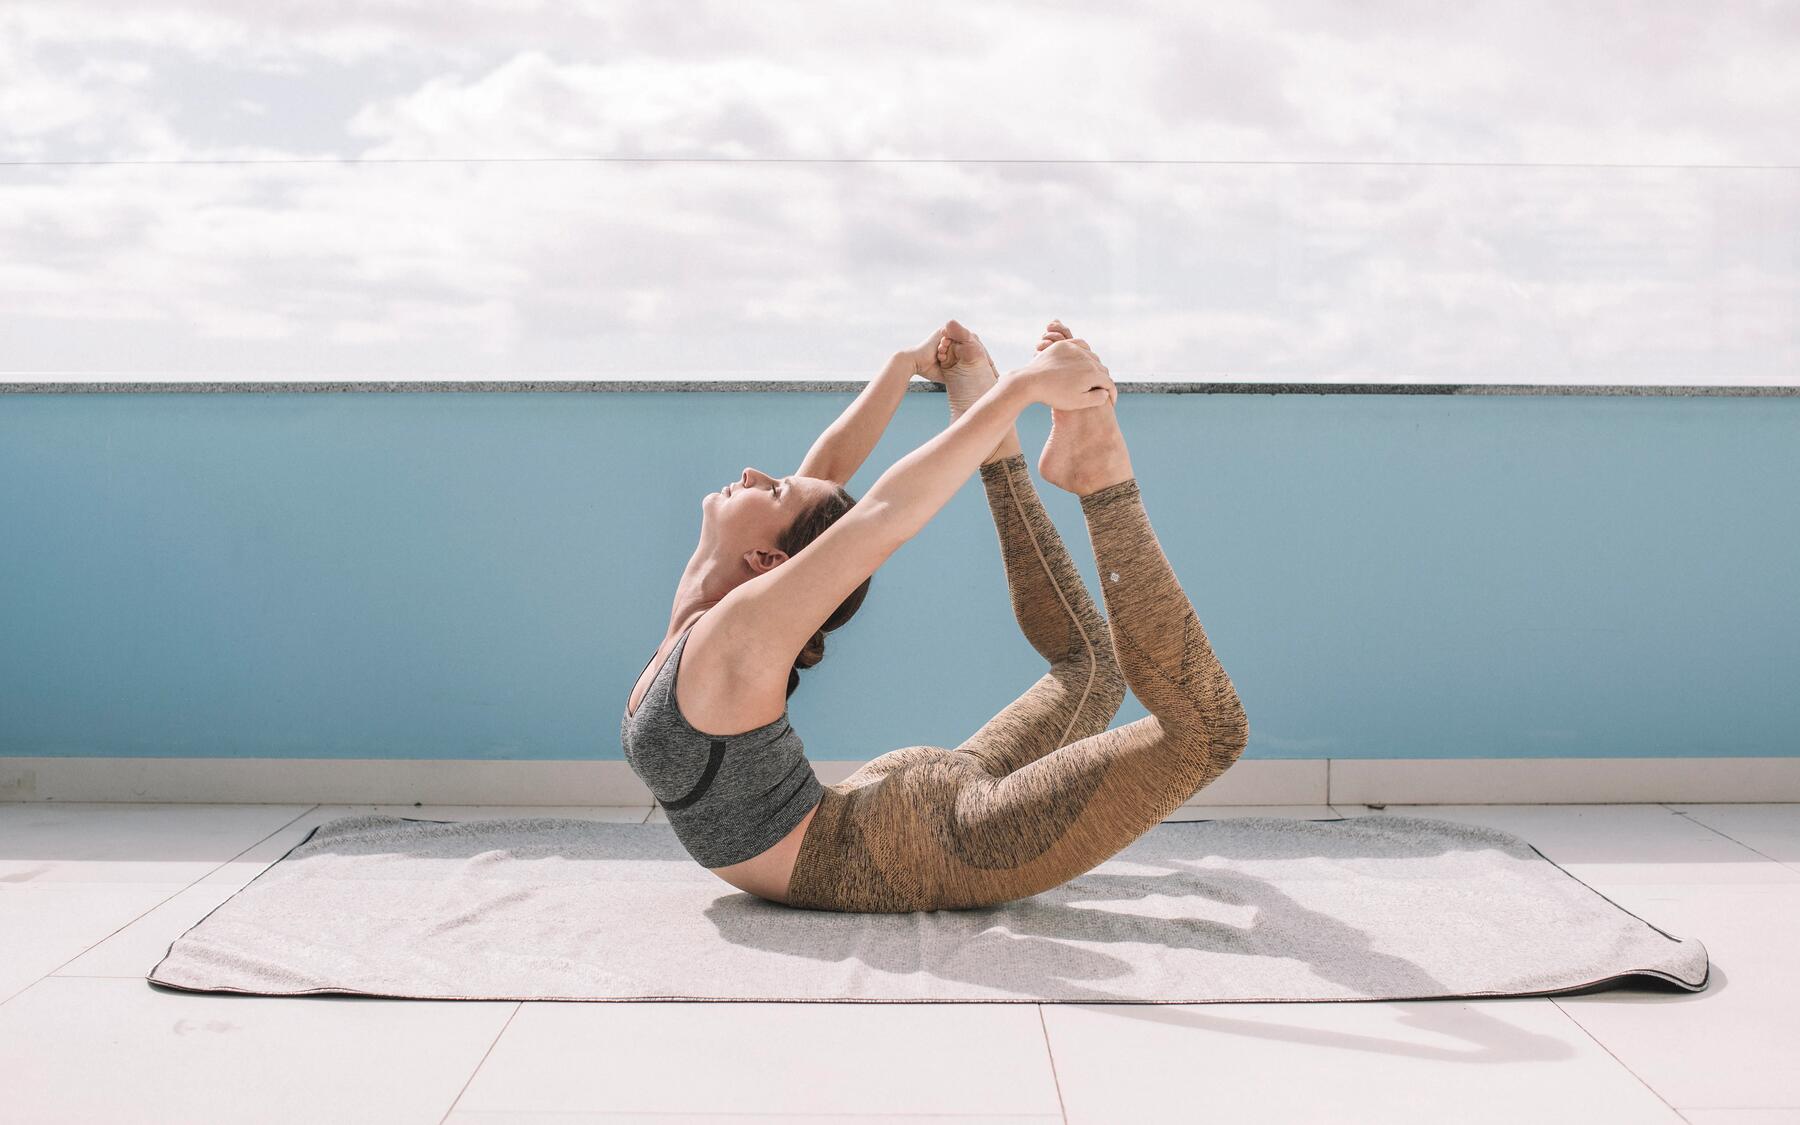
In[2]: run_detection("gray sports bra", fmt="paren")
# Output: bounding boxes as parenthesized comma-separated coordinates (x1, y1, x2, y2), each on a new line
(619, 620, 824, 869)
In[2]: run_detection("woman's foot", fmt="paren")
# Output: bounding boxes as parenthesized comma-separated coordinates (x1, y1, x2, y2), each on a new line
(1033, 321, 1134, 496)
(1039, 399, 1134, 496)
(937, 320, 1024, 465)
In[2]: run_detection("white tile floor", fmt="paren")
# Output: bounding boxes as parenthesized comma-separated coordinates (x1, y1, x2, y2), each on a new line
(2, 801, 1795, 1125)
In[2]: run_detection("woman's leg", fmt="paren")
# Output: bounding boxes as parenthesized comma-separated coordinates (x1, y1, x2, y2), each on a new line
(782, 453, 1129, 913)
(932, 320, 1126, 773)
(786, 405, 1250, 912)
(924, 466, 1250, 908)
(953, 452, 1127, 776)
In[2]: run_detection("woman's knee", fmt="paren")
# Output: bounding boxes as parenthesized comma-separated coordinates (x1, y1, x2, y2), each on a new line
(1051, 646, 1128, 722)
(1182, 712, 1250, 793)
(1210, 694, 1250, 760)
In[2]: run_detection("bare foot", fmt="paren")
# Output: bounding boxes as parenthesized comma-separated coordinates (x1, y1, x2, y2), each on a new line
(1039, 399, 1134, 496)
(936, 319, 1024, 465)
(1032, 321, 1134, 496)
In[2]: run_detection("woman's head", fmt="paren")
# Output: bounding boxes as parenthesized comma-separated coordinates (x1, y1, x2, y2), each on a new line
(701, 467, 873, 697)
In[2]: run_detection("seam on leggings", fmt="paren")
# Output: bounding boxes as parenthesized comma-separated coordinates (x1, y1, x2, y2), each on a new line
(1109, 615, 1233, 741)
(998, 459, 1099, 750)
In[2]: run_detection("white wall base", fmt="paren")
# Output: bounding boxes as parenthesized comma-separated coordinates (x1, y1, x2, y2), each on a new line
(2, 756, 1796, 805)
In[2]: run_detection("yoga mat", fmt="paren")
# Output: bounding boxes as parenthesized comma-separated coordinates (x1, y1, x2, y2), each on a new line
(147, 813, 1709, 1002)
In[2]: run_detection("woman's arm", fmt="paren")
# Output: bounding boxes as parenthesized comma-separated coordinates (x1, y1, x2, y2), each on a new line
(861, 339, 1110, 543)
(713, 365, 1022, 676)
(862, 371, 1039, 544)
(794, 350, 920, 487)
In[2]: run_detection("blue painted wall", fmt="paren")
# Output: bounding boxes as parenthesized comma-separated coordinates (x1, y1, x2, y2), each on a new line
(2, 389, 1795, 761)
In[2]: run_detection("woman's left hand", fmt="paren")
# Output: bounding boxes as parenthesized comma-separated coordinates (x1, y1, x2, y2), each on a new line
(905, 325, 951, 383)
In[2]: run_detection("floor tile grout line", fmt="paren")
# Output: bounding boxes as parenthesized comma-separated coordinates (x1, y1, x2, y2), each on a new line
(1035, 1004, 1070, 1125)
(6, 802, 327, 1009)
(185, 802, 324, 887)
(5, 801, 1795, 1119)
(32, 890, 191, 997)
(0, 975, 43, 1008)
(438, 1000, 523, 1125)
(1547, 995, 1689, 1121)
(211, 804, 323, 876)
(1661, 802, 1800, 876)
(5, 803, 660, 1012)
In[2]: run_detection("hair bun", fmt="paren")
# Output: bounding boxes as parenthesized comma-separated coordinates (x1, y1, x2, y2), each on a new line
(796, 627, 827, 670)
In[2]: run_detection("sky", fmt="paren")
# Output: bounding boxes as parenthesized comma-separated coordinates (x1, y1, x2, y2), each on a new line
(2, 0, 1796, 384)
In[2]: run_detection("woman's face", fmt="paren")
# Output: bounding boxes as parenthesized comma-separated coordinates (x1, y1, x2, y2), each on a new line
(701, 467, 835, 558)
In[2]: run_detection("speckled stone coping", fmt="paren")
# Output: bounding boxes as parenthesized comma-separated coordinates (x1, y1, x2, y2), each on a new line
(1, 379, 1795, 396)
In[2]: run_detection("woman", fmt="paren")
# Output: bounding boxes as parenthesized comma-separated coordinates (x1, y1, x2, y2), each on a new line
(621, 319, 1250, 912)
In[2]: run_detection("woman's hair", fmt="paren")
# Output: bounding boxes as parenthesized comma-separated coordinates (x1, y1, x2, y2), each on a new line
(773, 483, 872, 699)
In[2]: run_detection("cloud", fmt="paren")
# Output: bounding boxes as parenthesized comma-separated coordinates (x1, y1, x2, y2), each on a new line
(6, 0, 1799, 163)
(345, 50, 829, 159)
(0, 2, 1795, 382)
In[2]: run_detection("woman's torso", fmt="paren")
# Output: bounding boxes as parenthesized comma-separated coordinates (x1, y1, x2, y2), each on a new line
(623, 613, 822, 902)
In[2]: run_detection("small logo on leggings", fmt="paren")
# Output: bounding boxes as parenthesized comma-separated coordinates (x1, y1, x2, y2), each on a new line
(1109, 571, 1120, 583)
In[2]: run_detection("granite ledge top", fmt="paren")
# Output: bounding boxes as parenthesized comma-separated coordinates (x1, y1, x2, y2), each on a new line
(2, 378, 1796, 396)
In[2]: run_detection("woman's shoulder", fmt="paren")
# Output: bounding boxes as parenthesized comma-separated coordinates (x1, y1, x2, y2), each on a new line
(677, 610, 790, 737)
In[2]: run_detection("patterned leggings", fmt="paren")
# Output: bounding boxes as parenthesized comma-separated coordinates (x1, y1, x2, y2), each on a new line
(783, 453, 1250, 913)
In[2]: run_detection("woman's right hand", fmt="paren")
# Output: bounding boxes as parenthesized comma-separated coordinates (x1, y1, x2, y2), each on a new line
(1011, 334, 1114, 410)
(1035, 318, 1078, 352)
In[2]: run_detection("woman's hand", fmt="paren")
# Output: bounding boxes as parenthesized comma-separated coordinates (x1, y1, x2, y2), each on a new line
(1011, 335, 1114, 411)
(904, 324, 951, 383)
(1036, 318, 1082, 353)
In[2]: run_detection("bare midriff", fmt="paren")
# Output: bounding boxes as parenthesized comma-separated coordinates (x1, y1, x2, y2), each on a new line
(705, 800, 821, 904)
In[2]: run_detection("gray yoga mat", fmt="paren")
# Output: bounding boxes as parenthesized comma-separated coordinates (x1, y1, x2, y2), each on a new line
(147, 812, 1709, 1002)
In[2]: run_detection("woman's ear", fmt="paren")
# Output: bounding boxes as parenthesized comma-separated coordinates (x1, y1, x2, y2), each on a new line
(744, 547, 790, 574)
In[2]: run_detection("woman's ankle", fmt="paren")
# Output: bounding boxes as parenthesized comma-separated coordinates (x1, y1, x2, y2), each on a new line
(1077, 473, 1139, 505)
(980, 433, 1026, 467)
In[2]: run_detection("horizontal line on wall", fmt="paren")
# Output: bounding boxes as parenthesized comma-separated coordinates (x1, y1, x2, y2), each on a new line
(3, 156, 1797, 171)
